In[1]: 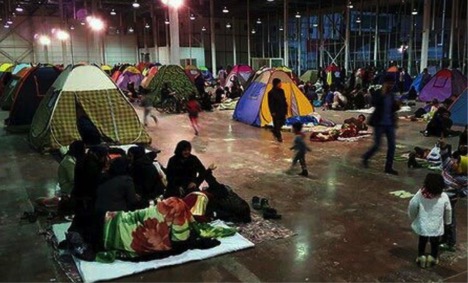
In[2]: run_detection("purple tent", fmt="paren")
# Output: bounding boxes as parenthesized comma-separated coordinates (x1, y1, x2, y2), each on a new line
(419, 69, 467, 102)
(116, 70, 143, 92)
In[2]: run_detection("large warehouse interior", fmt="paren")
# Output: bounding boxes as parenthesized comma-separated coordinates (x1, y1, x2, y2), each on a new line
(0, 0, 467, 282)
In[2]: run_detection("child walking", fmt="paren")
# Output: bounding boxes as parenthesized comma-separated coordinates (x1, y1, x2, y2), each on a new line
(186, 93, 201, 135)
(290, 122, 311, 176)
(408, 173, 452, 268)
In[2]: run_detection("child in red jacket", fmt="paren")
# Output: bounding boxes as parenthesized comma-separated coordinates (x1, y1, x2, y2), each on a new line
(186, 93, 202, 135)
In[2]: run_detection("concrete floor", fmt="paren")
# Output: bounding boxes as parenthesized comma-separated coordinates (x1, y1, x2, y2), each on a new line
(0, 108, 466, 282)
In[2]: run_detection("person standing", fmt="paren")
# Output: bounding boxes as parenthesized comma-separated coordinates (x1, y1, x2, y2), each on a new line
(289, 122, 311, 176)
(408, 173, 452, 268)
(268, 78, 288, 142)
(141, 94, 158, 127)
(186, 93, 202, 135)
(362, 75, 400, 174)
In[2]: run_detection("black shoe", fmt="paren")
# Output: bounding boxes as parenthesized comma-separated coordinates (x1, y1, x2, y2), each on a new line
(260, 198, 270, 209)
(251, 196, 262, 210)
(385, 168, 399, 175)
(263, 208, 282, 220)
(298, 170, 308, 177)
(362, 158, 369, 168)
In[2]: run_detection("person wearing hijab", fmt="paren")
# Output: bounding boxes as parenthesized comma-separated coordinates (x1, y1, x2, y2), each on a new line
(95, 157, 138, 215)
(165, 140, 207, 198)
(58, 140, 85, 196)
(128, 146, 165, 205)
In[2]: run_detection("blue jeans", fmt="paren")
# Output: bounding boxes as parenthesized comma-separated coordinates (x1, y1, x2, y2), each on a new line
(363, 125, 396, 170)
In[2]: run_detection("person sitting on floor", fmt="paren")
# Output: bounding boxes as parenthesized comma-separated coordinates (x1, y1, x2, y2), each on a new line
(423, 107, 461, 137)
(165, 140, 207, 198)
(128, 146, 165, 206)
(343, 114, 368, 131)
(58, 140, 86, 197)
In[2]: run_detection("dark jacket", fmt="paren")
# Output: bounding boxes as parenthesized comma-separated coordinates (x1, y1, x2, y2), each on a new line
(368, 89, 399, 127)
(166, 154, 206, 198)
(268, 87, 287, 118)
(130, 153, 165, 200)
(95, 175, 138, 215)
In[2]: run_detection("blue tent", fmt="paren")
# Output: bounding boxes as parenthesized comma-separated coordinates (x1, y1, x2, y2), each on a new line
(449, 88, 467, 126)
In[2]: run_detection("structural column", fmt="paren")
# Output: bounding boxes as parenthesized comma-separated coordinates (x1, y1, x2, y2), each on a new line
(448, 0, 457, 68)
(210, 0, 216, 75)
(151, 2, 159, 63)
(283, 0, 288, 66)
(247, 0, 251, 65)
(232, 17, 237, 65)
(169, 6, 180, 65)
(374, 0, 380, 67)
(420, 0, 431, 71)
(344, 6, 350, 72)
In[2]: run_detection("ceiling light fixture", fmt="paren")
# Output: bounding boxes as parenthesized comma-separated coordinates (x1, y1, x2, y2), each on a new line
(128, 27, 134, 33)
(70, 25, 75, 30)
(6, 18, 13, 25)
(412, 9, 418, 15)
(15, 5, 23, 13)
(222, 6, 229, 13)
(145, 23, 150, 29)
(161, 0, 183, 8)
(190, 14, 195, 20)
(251, 28, 256, 34)
(279, 26, 283, 31)
(132, 0, 140, 8)
(110, 9, 116, 16)
(201, 26, 206, 31)
(256, 18, 262, 24)
(313, 23, 318, 27)
(226, 22, 231, 28)
(295, 12, 301, 18)
(4, 23, 10, 29)
(356, 16, 361, 23)
(38, 35, 51, 45)
(164, 18, 170, 25)
(347, 1, 354, 8)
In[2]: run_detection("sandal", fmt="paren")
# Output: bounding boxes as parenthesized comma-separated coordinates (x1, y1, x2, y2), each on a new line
(251, 196, 262, 210)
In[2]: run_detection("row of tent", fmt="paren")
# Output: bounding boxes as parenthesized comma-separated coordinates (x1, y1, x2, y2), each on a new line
(0, 63, 151, 151)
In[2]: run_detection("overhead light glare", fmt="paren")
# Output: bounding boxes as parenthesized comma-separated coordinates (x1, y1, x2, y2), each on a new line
(295, 12, 301, 18)
(201, 26, 206, 31)
(15, 5, 24, 12)
(132, 0, 140, 8)
(190, 14, 195, 20)
(164, 18, 170, 25)
(226, 22, 231, 28)
(412, 9, 418, 15)
(222, 6, 229, 13)
(161, 0, 184, 9)
(256, 18, 262, 24)
(110, 9, 117, 16)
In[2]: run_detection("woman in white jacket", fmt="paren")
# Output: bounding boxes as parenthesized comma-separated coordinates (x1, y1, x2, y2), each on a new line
(408, 173, 452, 268)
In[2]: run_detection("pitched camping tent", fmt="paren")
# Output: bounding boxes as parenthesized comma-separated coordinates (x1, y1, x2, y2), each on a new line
(144, 65, 197, 104)
(0, 63, 14, 97)
(448, 88, 467, 126)
(225, 65, 255, 90)
(419, 69, 468, 102)
(300, 70, 319, 83)
(29, 65, 151, 151)
(233, 69, 314, 127)
(4, 65, 62, 131)
(116, 66, 144, 92)
(140, 66, 159, 89)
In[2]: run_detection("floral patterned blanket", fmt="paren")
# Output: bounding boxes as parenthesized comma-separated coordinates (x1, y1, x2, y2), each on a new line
(99, 197, 235, 262)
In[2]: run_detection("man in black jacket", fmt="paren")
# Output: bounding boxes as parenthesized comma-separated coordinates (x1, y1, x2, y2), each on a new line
(268, 78, 288, 142)
(362, 75, 400, 175)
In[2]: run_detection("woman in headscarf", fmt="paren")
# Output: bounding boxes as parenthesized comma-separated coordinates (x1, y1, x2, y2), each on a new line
(128, 146, 165, 205)
(165, 140, 207, 198)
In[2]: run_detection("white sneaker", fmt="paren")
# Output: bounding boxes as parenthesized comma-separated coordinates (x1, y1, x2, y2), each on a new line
(416, 255, 427, 268)
(427, 255, 439, 267)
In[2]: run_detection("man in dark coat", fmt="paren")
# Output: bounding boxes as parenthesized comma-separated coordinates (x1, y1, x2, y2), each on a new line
(362, 75, 400, 175)
(268, 78, 288, 142)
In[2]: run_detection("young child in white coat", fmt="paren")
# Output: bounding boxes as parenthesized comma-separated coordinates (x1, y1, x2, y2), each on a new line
(408, 173, 452, 268)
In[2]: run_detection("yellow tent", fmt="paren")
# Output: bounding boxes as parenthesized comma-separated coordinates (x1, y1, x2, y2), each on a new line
(0, 63, 14, 72)
(101, 65, 112, 71)
(233, 70, 314, 127)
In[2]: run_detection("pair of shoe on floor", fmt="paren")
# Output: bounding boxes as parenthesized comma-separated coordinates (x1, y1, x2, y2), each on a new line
(251, 196, 281, 220)
(415, 255, 439, 268)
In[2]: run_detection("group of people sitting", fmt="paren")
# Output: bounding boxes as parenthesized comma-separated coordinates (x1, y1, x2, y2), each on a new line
(56, 140, 251, 261)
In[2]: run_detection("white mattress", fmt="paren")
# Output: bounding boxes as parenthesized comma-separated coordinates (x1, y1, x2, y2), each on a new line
(52, 221, 254, 283)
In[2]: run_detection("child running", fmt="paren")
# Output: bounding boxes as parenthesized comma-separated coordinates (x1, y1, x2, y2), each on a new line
(186, 93, 202, 135)
(289, 122, 311, 176)
(408, 173, 452, 268)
